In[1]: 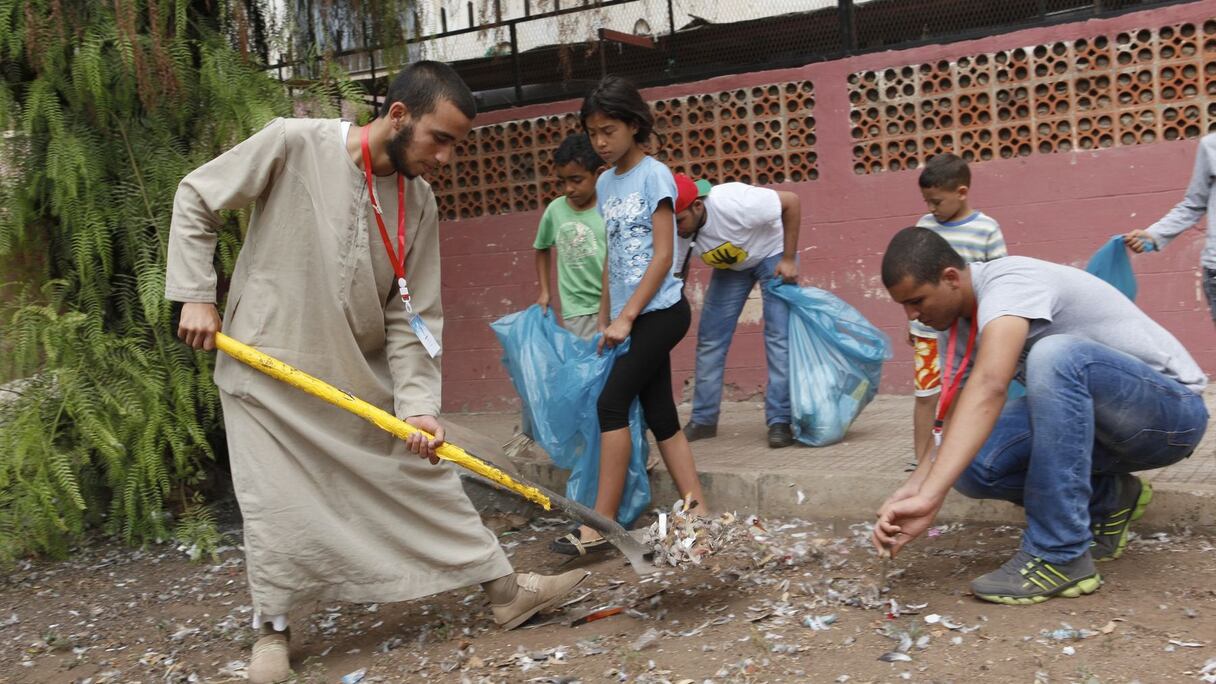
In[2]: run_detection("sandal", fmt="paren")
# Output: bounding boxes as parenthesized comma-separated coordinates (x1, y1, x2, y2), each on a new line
(550, 530, 611, 556)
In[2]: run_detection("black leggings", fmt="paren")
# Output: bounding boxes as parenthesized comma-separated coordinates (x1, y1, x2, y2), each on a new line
(597, 297, 691, 440)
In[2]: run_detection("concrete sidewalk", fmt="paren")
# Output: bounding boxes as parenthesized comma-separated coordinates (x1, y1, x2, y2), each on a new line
(454, 394, 1216, 530)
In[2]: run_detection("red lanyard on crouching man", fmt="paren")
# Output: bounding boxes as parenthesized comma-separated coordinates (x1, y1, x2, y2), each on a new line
(933, 312, 977, 449)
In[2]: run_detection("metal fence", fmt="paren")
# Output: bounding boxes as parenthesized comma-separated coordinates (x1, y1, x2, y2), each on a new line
(269, 0, 1199, 111)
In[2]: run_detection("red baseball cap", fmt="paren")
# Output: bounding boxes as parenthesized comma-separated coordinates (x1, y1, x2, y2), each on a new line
(673, 173, 711, 213)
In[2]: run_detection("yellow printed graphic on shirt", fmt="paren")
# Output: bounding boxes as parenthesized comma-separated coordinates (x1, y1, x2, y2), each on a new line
(700, 241, 749, 269)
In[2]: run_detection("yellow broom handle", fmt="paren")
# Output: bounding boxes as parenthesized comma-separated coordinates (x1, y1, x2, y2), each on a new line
(214, 332, 551, 510)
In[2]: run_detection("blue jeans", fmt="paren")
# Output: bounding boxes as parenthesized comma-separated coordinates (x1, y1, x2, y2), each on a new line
(1203, 267, 1216, 322)
(690, 253, 791, 426)
(954, 335, 1208, 563)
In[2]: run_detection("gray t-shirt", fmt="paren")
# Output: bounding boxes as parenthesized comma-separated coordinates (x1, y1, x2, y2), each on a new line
(954, 256, 1206, 393)
(1145, 132, 1216, 269)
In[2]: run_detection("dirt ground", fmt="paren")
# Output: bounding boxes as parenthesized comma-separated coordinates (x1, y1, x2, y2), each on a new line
(1, 510, 1214, 684)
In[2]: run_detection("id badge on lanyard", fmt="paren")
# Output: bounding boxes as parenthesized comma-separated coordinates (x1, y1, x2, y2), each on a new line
(361, 127, 441, 358)
(932, 314, 977, 453)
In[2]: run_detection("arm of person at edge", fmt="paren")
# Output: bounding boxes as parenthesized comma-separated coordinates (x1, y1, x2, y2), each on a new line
(535, 247, 553, 311)
(1125, 140, 1212, 253)
(775, 191, 800, 283)
(873, 315, 1027, 557)
(599, 199, 675, 353)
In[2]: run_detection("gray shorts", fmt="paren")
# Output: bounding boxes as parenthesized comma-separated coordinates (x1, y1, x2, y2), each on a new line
(562, 313, 600, 340)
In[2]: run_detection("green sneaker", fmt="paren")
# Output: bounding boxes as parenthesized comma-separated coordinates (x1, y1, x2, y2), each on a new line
(971, 550, 1101, 605)
(1090, 475, 1152, 562)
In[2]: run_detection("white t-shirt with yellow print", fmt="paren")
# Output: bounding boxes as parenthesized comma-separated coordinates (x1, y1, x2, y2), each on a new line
(683, 183, 784, 271)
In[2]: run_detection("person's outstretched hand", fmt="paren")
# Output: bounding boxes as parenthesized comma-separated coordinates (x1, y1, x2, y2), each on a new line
(872, 492, 943, 558)
(1123, 230, 1156, 254)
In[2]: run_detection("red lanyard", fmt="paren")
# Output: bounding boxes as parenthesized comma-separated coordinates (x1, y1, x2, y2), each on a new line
(360, 126, 411, 312)
(933, 313, 977, 445)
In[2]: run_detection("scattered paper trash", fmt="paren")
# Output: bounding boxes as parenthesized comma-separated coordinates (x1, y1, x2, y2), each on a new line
(925, 613, 978, 632)
(802, 614, 838, 631)
(631, 628, 662, 652)
(1042, 623, 1098, 641)
(340, 669, 367, 684)
(1199, 657, 1216, 683)
(878, 651, 913, 662)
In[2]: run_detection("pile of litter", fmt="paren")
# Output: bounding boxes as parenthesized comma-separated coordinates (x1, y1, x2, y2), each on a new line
(641, 500, 767, 568)
(641, 500, 876, 580)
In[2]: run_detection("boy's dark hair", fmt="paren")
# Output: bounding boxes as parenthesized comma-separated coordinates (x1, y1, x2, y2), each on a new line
(918, 153, 971, 191)
(881, 227, 966, 288)
(553, 133, 602, 172)
(379, 61, 476, 120)
(580, 75, 653, 144)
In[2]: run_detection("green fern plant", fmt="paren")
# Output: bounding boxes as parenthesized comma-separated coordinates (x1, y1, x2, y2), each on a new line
(176, 492, 225, 561)
(0, 0, 367, 564)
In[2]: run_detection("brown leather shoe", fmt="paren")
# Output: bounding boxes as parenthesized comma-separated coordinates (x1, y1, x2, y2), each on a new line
(247, 628, 292, 684)
(491, 570, 590, 630)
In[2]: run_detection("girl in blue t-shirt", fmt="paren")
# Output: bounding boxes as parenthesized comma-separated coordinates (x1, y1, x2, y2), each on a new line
(552, 76, 710, 556)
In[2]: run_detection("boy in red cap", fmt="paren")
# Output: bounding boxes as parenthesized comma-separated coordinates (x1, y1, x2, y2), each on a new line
(673, 173, 803, 448)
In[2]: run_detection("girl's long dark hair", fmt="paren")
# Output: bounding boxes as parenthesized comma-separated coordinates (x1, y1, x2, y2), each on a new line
(580, 75, 654, 144)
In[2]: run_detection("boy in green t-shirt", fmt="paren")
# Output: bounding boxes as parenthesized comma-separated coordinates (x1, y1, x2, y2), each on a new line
(534, 133, 606, 339)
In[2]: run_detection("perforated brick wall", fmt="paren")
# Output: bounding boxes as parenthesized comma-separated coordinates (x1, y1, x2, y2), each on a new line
(847, 20, 1216, 174)
(431, 81, 818, 221)
(437, 3, 1216, 412)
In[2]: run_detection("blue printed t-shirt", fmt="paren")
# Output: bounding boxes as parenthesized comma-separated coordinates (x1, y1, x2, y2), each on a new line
(597, 156, 682, 320)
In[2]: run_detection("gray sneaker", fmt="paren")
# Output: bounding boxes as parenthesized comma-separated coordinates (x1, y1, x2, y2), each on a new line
(971, 549, 1101, 605)
(683, 421, 717, 442)
(1090, 475, 1152, 562)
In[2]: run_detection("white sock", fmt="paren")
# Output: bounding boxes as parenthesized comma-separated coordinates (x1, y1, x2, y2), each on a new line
(252, 611, 289, 633)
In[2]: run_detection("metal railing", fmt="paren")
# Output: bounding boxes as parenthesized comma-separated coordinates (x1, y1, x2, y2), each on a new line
(267, 0, 1198, 111)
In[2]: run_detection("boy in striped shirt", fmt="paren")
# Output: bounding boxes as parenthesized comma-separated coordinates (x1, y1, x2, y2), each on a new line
(910, 153, 1007, 466)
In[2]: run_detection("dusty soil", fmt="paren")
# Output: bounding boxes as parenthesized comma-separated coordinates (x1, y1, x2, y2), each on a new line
(1, 511, 1214, 684)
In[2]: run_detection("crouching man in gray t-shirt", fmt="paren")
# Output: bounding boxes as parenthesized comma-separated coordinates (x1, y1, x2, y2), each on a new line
(873, 227, 1208, 605)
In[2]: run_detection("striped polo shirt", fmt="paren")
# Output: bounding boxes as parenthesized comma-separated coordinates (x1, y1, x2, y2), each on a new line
(910, 210, 1006, 337)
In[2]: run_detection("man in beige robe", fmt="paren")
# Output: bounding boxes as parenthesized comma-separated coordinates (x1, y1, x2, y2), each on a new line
(167, 61, 588, 684)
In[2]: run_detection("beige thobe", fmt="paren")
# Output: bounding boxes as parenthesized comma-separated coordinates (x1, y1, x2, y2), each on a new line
(165, 118, 512, 616)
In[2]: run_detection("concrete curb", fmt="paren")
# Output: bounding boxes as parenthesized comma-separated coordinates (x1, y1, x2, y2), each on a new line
(513, 457, 1216, 531)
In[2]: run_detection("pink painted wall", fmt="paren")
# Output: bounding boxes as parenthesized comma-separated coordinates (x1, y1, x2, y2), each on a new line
(438, 1, 1216, 413)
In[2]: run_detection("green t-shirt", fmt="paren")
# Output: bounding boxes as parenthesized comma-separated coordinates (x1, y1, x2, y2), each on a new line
(533, 196, 606, 318)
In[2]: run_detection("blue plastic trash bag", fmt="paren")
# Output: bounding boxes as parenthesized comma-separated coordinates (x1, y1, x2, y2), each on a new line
(1085, 235, 1151, 301)
(765, 282, 893, 447)
(491, 305, 651, 526)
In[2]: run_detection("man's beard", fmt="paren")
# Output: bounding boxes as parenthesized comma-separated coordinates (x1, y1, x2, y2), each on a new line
(386, 122, 416, 178)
